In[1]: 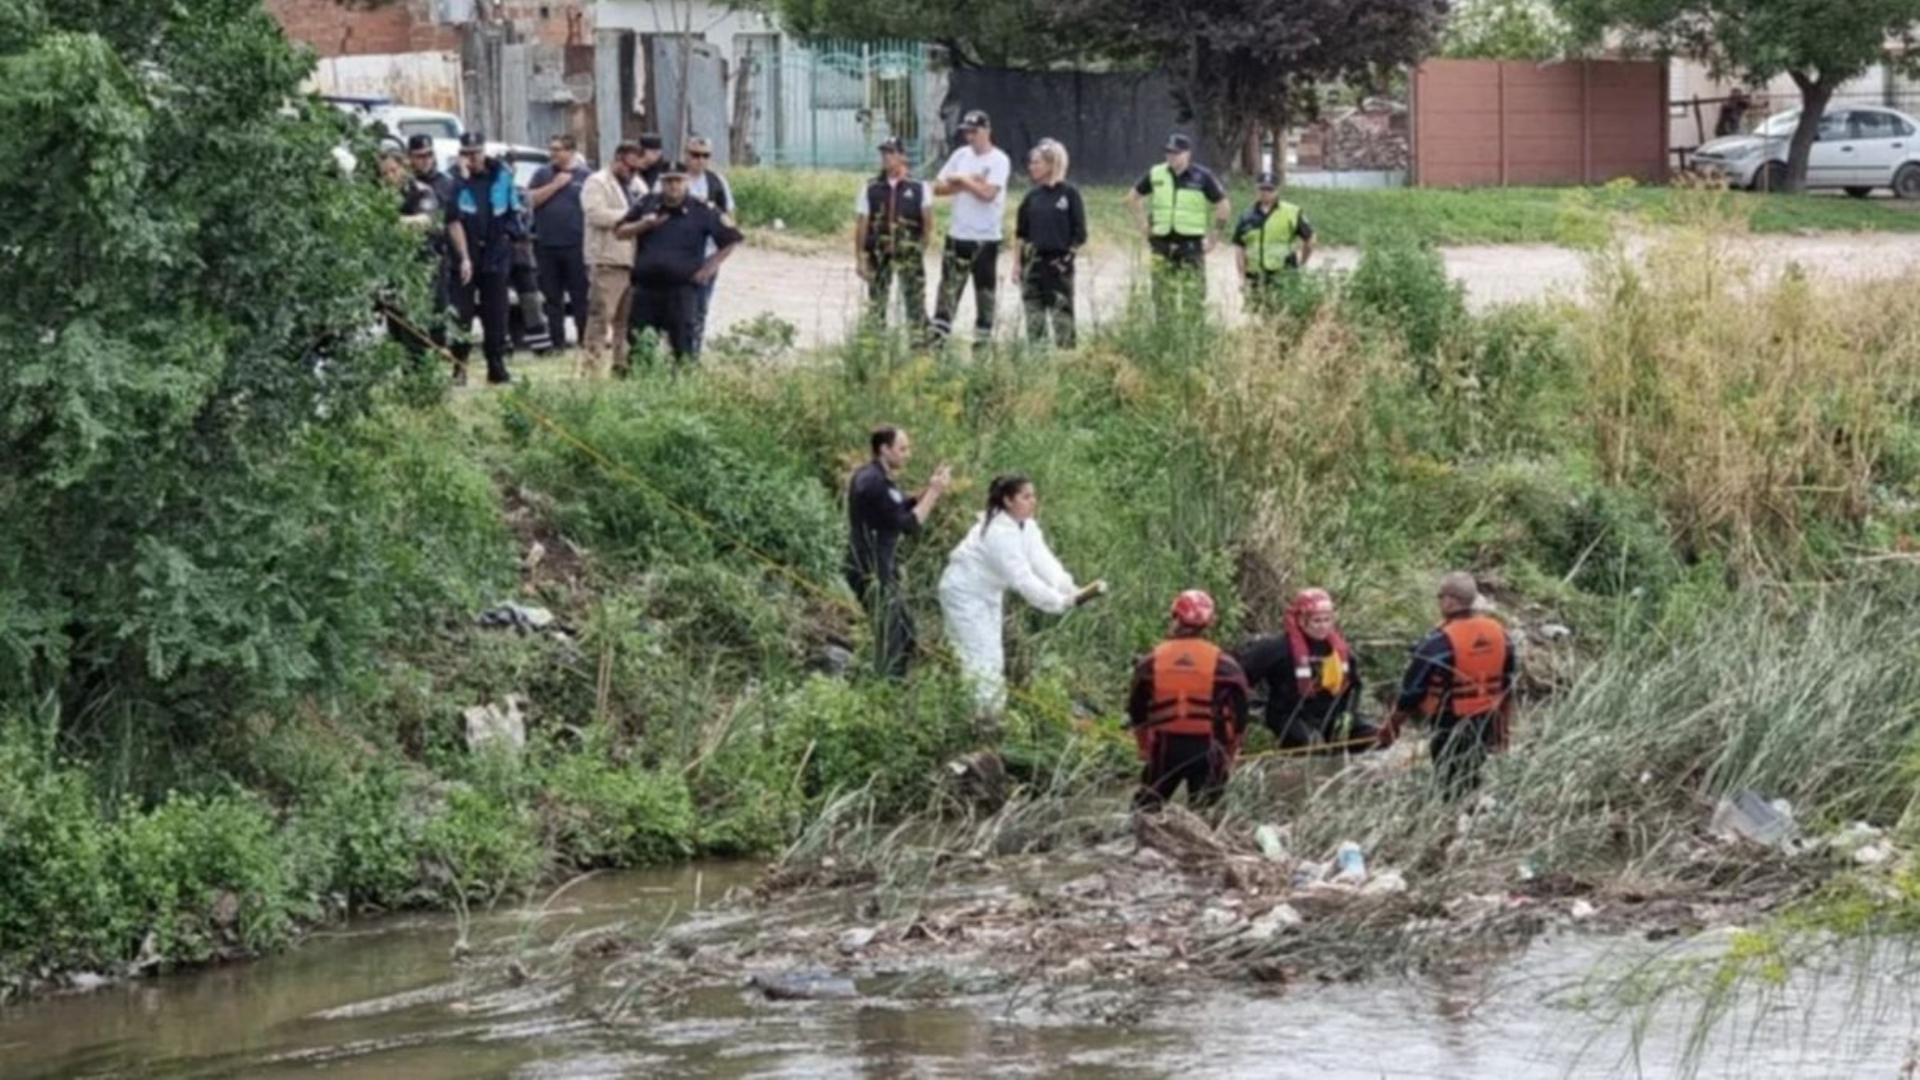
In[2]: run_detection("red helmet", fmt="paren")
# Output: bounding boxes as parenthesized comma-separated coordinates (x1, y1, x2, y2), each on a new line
(1171, 589, 1216, 630)
(1291, 588, 1336, 616)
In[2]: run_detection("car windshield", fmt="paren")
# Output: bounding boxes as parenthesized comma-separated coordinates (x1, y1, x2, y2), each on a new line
(1756, 111, 1801, 136)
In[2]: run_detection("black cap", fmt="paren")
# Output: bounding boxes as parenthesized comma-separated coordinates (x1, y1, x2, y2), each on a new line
(878, 136, 905, 154)
(959, 109, 990, 130)
(1256, 171, 1279, 188)
(458, 131, 487, 150)
(406, 133, 436, 154)
(639, 132, 664, 150)
(1164, 133, 1193, 153)
(658, 162, 689, 179)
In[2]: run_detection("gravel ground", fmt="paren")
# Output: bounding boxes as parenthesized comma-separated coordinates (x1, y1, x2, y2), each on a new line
(701, 232, 1920, 349)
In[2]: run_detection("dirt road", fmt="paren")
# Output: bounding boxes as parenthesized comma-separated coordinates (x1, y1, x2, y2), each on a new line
(706, 232, 1920, 349)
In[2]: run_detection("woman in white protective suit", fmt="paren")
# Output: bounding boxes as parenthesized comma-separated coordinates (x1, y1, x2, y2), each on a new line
(939, 474, 1100, 711)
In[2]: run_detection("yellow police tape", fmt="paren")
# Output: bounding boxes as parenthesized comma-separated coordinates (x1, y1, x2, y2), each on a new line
(376, 299, 1428, 767)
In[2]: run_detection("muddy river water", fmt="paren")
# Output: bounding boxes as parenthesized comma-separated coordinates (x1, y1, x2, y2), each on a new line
(2, 863, 1914, 1080)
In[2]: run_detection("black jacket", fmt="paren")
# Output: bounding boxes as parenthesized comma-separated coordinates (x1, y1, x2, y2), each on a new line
(1238, 634, 1361, 734)
(845, 460, 919, 586)
(1016, 182, 1088, 257)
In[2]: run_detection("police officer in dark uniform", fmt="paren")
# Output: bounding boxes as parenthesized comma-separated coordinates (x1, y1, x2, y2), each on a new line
(391, 134, 458, 357)
(855, 137, 934, 337)
(446, 131, 524, 385)
(845, 425, 951, 679)
(616, 165, 743, 364)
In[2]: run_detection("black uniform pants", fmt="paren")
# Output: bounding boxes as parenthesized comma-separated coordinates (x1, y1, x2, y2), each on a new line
(450, 267, 513, 384)
(537, 244, 589, 350)
(1431, 715, 1496, 800)
(846, 568, 916, 680)
(1134, 733, 1231, 812)
(1244, 265, 1301, 315)
(629, 281, 702, 364)
(865, 244, 929, 336)
(1021, 252, 1076, 348)
(932, 237, 998, 341)
(1270, 708, 1381, 755)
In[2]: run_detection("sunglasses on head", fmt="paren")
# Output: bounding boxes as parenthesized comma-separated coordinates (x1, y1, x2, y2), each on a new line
(688, 151, 711, 159)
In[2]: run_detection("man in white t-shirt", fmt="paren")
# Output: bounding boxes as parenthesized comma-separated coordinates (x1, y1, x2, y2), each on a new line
(931, 109, 1011, 344)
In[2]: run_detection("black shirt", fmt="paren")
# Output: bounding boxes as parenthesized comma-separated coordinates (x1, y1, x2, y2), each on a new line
(846, 460, 919, 585)
(402, 168, 457, 259)
(1238, 634, 1360, 733)
(1016, 182, 1088, 256)
(621, 195, 744, 288)
(529, 162, 592, 249)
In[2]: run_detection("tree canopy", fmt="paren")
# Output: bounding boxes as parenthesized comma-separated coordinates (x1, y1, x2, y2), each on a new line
(1443, 0, 1571, 59)
(0, 0, 485, 759)
(766, 0, 1446, 169)
(1555, 0, 1920, 189)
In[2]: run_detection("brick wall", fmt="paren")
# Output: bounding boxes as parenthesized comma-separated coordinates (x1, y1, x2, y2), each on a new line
(266, 0, 586, 58)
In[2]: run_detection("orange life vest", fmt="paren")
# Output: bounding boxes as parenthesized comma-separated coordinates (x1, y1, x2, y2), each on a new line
(1421, 615, 1509, 719)
(1143, 638, 1224, 741)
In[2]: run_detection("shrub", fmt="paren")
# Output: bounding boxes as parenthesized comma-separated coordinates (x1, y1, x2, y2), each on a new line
(1343, 231, 1468, 367)
(0, 722, 129, 976)
(768, 675, 978, 817)
(543, 736, 698, 868)
(510, 384, 841, 582)
(115, 791, 301, 962)
(419, 756, 545, 907)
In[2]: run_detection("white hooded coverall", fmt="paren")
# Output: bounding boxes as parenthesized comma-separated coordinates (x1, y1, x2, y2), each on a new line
(938, 511, 1078, 710)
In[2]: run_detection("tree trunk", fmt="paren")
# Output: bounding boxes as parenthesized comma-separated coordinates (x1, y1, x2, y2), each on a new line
(1783, 73, 1835, 194)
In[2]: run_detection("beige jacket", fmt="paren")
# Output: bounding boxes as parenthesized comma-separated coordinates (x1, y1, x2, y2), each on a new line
(584, 168, 643, 269)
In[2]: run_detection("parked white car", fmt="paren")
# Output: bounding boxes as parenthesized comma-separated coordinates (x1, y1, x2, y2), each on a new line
(1692, 106, 1920, 198)
(325, 95, 467, 149)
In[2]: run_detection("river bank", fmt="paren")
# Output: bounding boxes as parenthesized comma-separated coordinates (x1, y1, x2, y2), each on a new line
(5, 862, 1915, 1080)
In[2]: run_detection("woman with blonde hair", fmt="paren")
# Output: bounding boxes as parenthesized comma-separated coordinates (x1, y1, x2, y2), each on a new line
(1010, 138, 1087, 348)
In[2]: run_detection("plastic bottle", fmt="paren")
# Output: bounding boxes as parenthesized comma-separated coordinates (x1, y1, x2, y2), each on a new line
(1334, 841, 1366, 881)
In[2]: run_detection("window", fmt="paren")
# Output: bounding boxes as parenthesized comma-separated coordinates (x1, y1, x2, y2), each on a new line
(1816, 111, 1851, 141)
(1851, 111, 1914, 139)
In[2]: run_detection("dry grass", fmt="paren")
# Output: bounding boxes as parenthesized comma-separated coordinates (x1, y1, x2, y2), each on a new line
(1574, 195, 1920, 577)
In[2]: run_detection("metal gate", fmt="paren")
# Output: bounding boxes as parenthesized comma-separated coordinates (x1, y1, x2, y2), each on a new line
(734, 39, 935, 170)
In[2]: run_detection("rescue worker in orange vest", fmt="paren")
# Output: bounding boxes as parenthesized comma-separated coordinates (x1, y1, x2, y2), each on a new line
(1236, 588, 1378, 753)
(1378, 572, 1517, 799)
(1125, 590, 1251, 812)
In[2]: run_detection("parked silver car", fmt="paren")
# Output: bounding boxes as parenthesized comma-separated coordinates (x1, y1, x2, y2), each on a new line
(1691, 106, 1920, 198)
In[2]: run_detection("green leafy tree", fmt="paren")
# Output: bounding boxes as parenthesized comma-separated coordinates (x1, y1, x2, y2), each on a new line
(0, 0, 482, 766)
(1554, 0, 1920, 191)
(1444, 0, 1571, 59)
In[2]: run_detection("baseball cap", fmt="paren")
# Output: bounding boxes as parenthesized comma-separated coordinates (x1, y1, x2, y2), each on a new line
(639, 132, 664, 151)
(1164, 133, 1193, 153)
(1256, 170, 1279, 188)
(878, 136, 906, 154)
(959, 109, 991, 130)
(658, 162, 690, 179)
(406, 134, 436, 154)
(458, 131, 487, 151)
